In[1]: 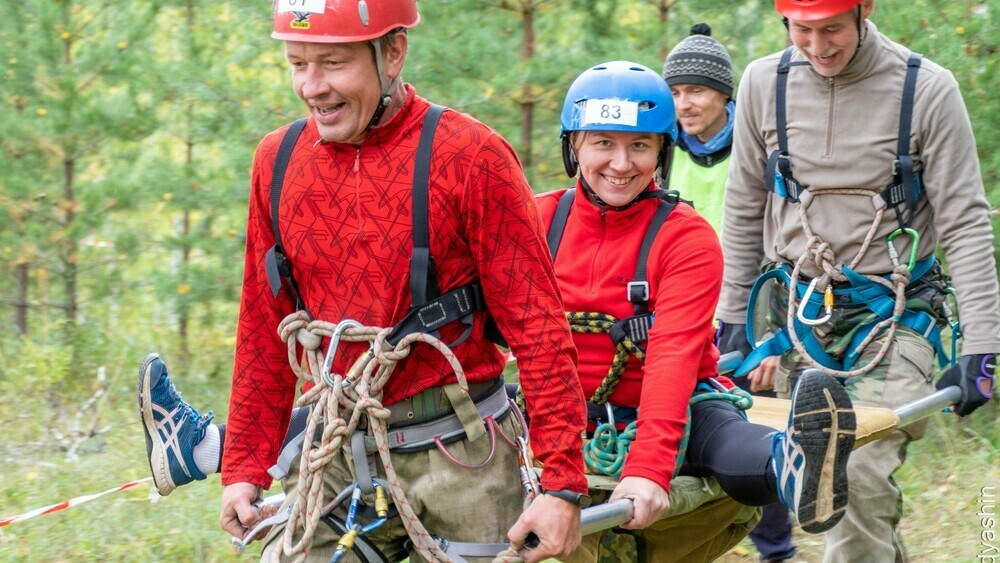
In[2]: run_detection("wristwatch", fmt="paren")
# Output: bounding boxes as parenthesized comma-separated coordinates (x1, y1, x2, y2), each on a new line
(543, 489, 592, 508)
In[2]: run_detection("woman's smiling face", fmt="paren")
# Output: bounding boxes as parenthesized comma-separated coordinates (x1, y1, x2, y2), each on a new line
(574, 130, 662, 208)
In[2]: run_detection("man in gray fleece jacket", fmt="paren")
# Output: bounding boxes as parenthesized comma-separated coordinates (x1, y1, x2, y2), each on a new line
(717, 0, 999, 561)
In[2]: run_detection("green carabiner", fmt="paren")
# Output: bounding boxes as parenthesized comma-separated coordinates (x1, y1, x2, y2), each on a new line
(887, 227, 920, 272)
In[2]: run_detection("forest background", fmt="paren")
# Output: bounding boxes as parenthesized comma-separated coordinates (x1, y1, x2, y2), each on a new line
(0, 0, 997, 561)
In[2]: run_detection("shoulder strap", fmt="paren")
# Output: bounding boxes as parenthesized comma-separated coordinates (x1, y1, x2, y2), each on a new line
(765, 48, 811, 202)
(546, 188, 576, 262)
(628, 199, 677, 315)
(409, 104, 446, 307)
(387, 104, 499, 347)
(895, 53, 923, 227)
(264, 118, 308, 304)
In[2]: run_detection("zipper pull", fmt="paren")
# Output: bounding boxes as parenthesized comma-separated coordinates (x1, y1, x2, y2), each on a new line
(353, 148, 360, 173)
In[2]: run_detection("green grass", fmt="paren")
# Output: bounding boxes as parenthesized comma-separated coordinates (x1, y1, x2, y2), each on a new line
(1, 370, 996, 562)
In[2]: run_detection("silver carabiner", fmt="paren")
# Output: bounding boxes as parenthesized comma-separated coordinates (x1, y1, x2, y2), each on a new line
(796, 277, 833, 327)
(321, 319, 364, 388)
(604, 403, 616, 428)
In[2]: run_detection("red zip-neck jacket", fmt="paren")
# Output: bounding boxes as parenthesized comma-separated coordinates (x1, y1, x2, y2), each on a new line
(536, 182, 724, 492)
(224, 86, 587, 493)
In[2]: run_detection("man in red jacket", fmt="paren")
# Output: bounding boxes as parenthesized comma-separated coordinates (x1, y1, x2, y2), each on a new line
(138, 1, 586, 561)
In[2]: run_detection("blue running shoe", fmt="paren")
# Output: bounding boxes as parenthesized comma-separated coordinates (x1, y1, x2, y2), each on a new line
(138, 353, 213, 496)
(772, 369, 856, 534)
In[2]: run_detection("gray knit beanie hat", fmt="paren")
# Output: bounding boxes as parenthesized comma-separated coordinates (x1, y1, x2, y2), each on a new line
(662, 23, 733, 97)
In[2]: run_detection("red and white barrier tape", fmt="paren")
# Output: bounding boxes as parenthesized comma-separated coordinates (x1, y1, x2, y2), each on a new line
(0, 477, 153, 528)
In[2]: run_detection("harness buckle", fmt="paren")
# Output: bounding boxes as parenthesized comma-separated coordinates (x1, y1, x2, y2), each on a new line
(626, 281, 649, 303)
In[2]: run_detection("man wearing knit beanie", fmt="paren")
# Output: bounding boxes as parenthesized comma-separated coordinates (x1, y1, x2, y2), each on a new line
(661, 23, 735, 234)
(663, 24, 798, 563)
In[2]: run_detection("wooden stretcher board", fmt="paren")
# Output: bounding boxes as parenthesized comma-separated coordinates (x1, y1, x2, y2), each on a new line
(745, 396, 901, 448)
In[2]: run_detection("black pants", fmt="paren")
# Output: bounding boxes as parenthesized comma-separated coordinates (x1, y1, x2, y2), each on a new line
(677, 398, 779, 507)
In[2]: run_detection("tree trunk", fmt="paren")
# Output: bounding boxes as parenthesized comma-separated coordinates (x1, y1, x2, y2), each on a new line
(14, 261, 29, 335)
(519, 2, 536, 169)
(63, 157, 78, 329)
(659, 0, 679, 61)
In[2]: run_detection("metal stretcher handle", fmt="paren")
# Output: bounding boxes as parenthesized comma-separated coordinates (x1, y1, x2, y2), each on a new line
(523, 499, 634, 550)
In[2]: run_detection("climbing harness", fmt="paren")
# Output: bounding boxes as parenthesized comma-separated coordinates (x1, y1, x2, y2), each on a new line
(547, 188, 752, 478)
(264, 105, 502, 349)
(548, 187, 680, 392)
(273, 315, 521, 562)
(260, 105, 528, 562)
(737, 48, 959, 379)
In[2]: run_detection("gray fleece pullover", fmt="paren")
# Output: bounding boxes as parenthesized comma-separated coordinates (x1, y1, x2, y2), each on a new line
(719, 21, 1000, 355)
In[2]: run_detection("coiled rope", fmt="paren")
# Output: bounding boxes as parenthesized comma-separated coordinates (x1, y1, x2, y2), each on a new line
(274, 311, 470, 562)
(786, 193, 912, 378)
(565, 312, 753, 479)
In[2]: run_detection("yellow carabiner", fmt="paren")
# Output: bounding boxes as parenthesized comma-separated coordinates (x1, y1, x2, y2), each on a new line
(887, 228, 920, 272)
(373, 484, 389, 517)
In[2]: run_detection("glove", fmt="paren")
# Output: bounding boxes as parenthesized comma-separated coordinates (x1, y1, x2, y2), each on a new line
(716, 321, 753, 359)
(936, 353, 995, 416)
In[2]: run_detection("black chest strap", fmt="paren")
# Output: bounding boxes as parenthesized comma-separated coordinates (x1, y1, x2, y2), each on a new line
(764, 47, 811, 202)
(766, 48, 924, 229)
(264, 118, 309, 310)
(547, 188, 678, 345)
(264, 106, 494, 348)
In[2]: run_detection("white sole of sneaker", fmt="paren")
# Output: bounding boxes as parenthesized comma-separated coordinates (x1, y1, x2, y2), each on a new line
(139, 353, 177, 496)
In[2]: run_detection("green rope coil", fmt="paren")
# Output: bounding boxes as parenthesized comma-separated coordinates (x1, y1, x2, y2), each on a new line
(583, 384, 754, 479)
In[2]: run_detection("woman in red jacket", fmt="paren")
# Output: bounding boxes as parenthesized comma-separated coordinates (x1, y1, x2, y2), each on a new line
(541, 61, 856, 559)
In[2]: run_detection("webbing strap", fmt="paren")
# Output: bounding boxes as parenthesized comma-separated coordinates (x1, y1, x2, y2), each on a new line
(766, 48, 810, 200)
(410, 104, 446, 307)
(546, 188, 576, 262)
(265, 118, 308, 301)
(736, 256, 947, 376)
(629, 199, 677, 314)
(385, 282, 485, 347)
(891, 54, 923, 228)
(546, 189, 676, 315)
(774, 48, 794, 173)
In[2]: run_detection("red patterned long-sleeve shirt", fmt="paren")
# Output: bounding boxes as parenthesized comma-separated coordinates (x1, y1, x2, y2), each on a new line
(223, 86, 587, 494)
(536, 183, 725, 492)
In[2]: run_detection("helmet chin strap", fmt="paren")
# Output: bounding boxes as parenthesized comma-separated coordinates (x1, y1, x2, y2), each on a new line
(365, 38, 400, 132)
(846, 6, 865, 66)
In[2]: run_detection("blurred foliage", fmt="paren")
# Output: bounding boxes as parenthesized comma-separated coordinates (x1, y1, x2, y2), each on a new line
(0, 1, 997, 559)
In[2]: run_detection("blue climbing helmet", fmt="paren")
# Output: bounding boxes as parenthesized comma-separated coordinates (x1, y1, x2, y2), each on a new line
(560, 61, 678, 177)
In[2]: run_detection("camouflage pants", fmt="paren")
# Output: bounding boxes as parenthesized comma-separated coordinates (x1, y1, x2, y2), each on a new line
(259, 411, 524, 562)
(560, 480, 760, 563)
(768, 281, 940, 563)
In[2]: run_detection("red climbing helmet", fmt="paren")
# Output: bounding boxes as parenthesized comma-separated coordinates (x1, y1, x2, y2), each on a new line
(272, 0, 420, 43)
(774, 0, 861, 21)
